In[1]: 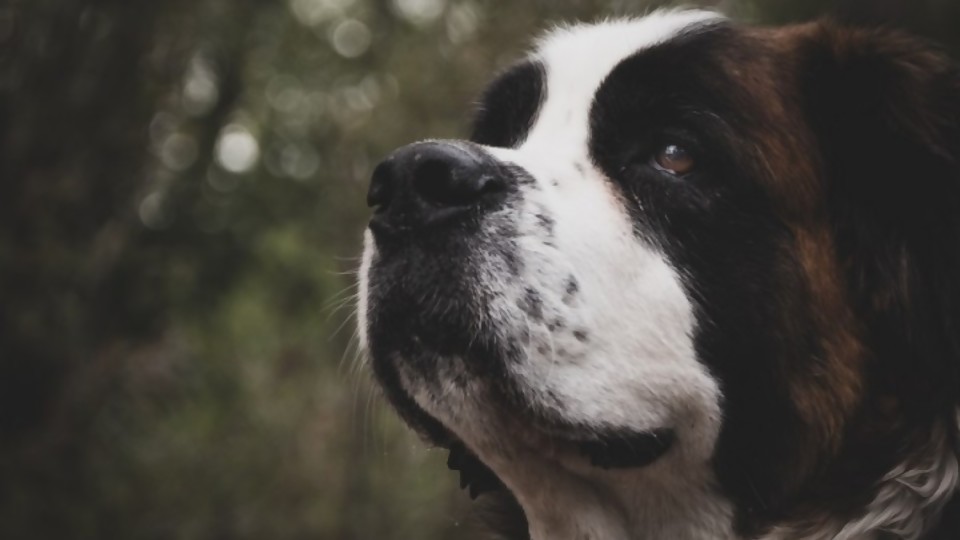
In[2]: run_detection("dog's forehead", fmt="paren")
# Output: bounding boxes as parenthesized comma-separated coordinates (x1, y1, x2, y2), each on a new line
(520, 10, 724, 151)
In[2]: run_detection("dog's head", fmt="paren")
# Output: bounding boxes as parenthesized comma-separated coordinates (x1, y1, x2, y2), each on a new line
(358, 10, 960, 539)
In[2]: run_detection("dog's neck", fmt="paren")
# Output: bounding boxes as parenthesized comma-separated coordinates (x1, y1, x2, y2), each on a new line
(481, 443, 738, 540)
(765, 415, 960, 540)
(520, 469, 737, 540)
(484, 414, 960, 540)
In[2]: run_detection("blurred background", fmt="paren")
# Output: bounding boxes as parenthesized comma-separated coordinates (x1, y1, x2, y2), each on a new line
(1, 0, 959, 539)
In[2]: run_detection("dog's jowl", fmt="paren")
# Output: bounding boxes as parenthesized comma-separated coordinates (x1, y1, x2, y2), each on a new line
(358, 9, 960, 540)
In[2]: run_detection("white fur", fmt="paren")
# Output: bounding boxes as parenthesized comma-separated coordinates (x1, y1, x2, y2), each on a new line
(765, 413, 960, 540)
(357, 229, 374, 350)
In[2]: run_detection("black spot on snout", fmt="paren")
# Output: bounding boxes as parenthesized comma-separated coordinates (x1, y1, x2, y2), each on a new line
(535, 212, 555, 234)
(519, 288, 544, 320)
(563, 277, 579, 304)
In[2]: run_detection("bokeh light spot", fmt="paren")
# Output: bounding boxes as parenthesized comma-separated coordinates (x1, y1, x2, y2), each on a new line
(139, 191, 173, 230)
(392, 0, 445, 26)
(182, 54, 220, 116)
(281, 144, 321, 180)
(446, 1, 480, 44)
(266, 75, 305, 113)
(288, 0, 355, 27)
(216, 125, 260, 174)
(159, 133, 198, 171)
(330, 19, 371, 58)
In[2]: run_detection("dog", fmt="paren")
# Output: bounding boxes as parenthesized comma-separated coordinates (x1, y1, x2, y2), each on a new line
(357, 9, 960, 539)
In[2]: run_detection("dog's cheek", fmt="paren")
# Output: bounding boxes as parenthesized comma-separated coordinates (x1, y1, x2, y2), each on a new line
(504, 168, 723, 451)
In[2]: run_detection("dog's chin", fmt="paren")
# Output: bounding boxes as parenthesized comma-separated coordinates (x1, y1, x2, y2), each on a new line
(387, 339, 677, 479)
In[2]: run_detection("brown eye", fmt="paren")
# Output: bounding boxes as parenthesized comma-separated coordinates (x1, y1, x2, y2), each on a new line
(653, 144, 695, 175)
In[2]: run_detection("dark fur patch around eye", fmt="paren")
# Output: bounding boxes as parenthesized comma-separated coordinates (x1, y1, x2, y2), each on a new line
(471, 61, 546, 148)
(584, 18, 960, 538)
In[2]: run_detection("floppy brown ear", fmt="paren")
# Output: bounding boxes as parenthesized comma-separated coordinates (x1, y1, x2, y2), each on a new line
(799, 22, 960, 417)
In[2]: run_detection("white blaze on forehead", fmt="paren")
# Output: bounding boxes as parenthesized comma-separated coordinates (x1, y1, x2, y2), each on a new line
(522, 10, 723, 154)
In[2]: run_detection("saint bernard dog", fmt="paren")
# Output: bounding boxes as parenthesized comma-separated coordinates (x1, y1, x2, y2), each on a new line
(357, 9, 960, 540)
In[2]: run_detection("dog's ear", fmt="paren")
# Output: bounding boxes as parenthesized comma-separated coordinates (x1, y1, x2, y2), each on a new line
(799, 22, 960, 415)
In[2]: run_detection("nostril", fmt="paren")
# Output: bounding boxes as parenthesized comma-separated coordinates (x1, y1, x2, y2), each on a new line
(367, 160, 394, 210)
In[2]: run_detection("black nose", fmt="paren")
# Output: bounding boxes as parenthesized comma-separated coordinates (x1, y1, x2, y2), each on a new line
(367, 141, 507, 234)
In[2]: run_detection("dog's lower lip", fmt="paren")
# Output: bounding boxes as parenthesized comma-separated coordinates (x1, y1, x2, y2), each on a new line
(576, 428, 675, 469)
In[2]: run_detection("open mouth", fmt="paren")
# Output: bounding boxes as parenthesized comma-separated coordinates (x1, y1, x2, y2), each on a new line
(446, 428, 676, 499)
(576, 428, 676, 469)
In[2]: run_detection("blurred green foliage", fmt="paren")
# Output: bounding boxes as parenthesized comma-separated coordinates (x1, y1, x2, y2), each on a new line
(1, 0, 958, 539)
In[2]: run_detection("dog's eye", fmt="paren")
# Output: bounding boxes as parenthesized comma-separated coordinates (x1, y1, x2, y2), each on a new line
(653, 144, 695, 175)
